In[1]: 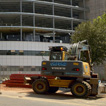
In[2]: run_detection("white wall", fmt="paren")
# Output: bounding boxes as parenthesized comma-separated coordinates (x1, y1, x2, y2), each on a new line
(0, 41, 70, 66)
(0, 56, 49, 66)
(0, 41, 70, 51)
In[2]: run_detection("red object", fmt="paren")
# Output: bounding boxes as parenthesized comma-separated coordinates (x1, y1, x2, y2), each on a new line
(42, 67, 47, 70)
(76, 68, 79, 71)
(2, 74, 55, 88)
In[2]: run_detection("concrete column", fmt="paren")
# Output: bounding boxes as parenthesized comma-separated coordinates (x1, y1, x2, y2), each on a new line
(0, 33, 2, 39)
(33, 2, 35, 41)
(71, 20, 73, 31)
(71, 0, 73, 30)
(52, 0, 55, 43)
(83, 0, 86, 20)
(71, 0, 73, 18)
(20, 0, 22, 41)
(70, 0, 72, 5)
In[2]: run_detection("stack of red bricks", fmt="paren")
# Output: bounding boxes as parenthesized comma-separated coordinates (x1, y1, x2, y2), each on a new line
(2, 74, 54, 88)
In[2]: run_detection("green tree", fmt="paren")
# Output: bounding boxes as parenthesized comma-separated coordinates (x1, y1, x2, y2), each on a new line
(72, 13, 106, 64)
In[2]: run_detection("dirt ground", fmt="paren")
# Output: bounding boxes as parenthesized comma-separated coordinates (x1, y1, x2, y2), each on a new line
(1, 84, 106, 106)
(0, 84, 72, 95)
(0, 84, 33, 92)
(1, 84, 106, 97)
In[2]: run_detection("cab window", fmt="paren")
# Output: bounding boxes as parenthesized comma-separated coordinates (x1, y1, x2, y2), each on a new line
(80, 51, 88, 62)
(50, 52, 62, 60)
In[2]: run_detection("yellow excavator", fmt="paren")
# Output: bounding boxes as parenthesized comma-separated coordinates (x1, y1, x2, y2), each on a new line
(25, 40, 98, 97)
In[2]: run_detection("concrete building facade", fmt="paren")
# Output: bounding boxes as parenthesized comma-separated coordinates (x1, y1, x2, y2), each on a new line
(0, 0, 105, 79)
(0, 0, 88, 73)
(0, 0, 88, 43)
(86, 0, 106, 20)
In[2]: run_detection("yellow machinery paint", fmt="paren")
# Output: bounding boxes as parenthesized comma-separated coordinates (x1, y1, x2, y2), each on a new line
(48, 79, 73, 88)
(83, 62, 90, 77)
(62, 51, 66, 60)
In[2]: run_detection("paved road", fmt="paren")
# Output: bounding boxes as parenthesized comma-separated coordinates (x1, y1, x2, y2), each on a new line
(0, 90, 106, 106)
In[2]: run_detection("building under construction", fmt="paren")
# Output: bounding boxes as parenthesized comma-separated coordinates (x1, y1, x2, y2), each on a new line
(0, 0, 88, 72)
(0, 0, 88, 43)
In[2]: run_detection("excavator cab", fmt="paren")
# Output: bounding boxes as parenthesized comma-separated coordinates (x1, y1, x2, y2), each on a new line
(49, 40, 91, 65)
(49, 46, 68, 60)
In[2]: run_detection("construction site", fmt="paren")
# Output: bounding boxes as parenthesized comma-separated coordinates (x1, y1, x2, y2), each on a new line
(0, 0, 88, 76)
(0, 0, 106, 106)
(0, 0, 87, 42)
(0, 0, 105, 85)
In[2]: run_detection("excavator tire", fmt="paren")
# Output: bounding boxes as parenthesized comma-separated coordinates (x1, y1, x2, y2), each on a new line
(71, 81, 91, 97)
(32, 79, 49, 94)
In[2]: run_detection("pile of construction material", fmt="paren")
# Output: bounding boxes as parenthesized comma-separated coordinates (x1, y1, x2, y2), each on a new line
(2, 74, 54, 88)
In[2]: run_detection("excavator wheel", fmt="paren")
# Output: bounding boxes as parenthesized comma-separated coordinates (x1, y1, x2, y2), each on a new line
(71, 81, 91, 97)
(48, 87, 59, 93)
(32, 79, 49, 94)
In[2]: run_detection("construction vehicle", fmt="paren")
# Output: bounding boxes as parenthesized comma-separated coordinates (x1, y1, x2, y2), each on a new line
(24, 40, 98, 97)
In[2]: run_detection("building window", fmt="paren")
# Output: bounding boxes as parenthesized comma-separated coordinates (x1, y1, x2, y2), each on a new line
(0, 66, 41, 71)
(0, 50, 7, 55)
(31, 66, 35, 71)
(19, 50, 24, 55)
(2, 66, 7, 71)
(19, 66, 24, 71)
(0, 50, 49, 56)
